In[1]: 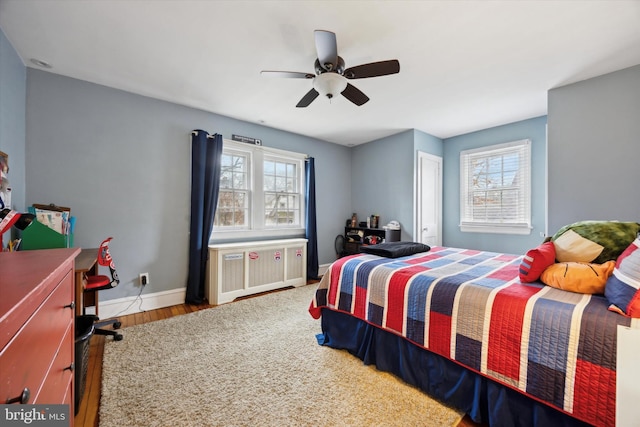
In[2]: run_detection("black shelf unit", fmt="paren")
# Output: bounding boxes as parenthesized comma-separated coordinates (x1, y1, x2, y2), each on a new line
(344, 226, 386, 255)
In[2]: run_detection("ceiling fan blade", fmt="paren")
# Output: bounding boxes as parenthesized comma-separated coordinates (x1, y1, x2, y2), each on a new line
(344, 60, 400, 79)
(314, 30, 338, 71)
(261, 71, 314, 79)
(341, 83, 369, 106)
(296, 88, 319, 108)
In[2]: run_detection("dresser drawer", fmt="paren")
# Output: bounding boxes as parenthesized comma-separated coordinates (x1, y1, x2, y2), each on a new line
(0, 271, 74, 404)
(36, 321, 74, 404)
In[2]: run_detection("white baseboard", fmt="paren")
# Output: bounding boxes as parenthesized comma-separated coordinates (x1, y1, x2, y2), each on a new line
(96, 264, 330, 320)
(97, 287, 186, 319)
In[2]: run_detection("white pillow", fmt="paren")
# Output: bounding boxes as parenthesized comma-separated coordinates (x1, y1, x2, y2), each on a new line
(553, 229, 604, 262)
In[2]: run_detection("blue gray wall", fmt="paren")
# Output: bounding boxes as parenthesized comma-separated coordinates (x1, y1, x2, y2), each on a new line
(442, 116, 548, 253)
(547, 65, 640, 234)
(414, 129, 443, 157)
(350, 128, 444, 242)
(351, 129, 415, 241)
(0, 28, 26, 212)
(24, 69, 351, 300)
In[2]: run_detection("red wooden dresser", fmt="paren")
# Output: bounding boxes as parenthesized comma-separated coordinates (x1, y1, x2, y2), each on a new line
(1, 248, 80, 423)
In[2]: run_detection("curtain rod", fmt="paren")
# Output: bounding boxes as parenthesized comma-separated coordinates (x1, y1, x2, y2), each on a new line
(191, 130, 216, 138)
(191, 131, 310, 158)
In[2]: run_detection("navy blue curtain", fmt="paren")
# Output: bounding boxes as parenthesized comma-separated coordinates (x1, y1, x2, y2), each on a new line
(186, 130, 223, 304)
(305, 157, 319, 280)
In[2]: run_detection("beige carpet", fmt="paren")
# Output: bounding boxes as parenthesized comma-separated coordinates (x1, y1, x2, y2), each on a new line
(100, 284, 464, 427)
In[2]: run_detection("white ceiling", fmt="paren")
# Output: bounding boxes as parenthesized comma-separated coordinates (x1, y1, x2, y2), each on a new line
(1, 1, 639, 146)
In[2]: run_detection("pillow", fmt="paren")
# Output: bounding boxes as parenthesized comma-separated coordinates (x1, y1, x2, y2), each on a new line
(519, 241, 556, 283)
(551, 221, 640, 263)
(540, 261, 615, 294)
(553, 229, 604, 263)
(605, 237, 640, 317)
(360, 241, 430, 258)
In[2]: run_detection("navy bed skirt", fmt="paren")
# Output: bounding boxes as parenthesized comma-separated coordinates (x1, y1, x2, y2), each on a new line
(318, 308, 590, 427)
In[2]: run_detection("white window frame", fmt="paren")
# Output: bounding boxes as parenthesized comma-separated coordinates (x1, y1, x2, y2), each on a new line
(210, 139, 306, 241)
(459, 139, 532, 235)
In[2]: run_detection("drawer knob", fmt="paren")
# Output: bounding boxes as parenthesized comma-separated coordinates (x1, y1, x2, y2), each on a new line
(63, 301, 75, 310)
(6, 388, 30, 404)
(65, 363, 75, 372)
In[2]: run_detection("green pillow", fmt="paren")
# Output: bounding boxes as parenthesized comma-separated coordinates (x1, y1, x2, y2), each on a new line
(551, 221, 640, 263)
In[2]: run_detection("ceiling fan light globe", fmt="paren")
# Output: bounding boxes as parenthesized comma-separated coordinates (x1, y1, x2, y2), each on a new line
(313, 73, 347, 101)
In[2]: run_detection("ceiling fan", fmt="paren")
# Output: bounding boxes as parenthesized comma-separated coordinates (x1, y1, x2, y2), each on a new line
(261, 30, 400, 107)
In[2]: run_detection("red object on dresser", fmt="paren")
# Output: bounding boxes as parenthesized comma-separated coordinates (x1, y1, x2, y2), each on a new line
(0, 248, 80, 424)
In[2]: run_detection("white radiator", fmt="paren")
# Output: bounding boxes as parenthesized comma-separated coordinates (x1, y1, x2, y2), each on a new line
(206, 238, 308, 304)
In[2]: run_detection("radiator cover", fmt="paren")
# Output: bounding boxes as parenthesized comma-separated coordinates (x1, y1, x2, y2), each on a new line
(206, 238, 308, 304)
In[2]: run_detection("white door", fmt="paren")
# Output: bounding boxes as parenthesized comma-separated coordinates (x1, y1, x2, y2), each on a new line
(415, 151, 442, 246)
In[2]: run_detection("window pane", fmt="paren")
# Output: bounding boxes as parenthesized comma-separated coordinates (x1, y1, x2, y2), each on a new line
(264, 175, 275, 191)
(486, 172, 502, 188)
(275, 176, 286, 190)
(288, 195, 299, 209)
(230, 172, 239, 189)
(220, 170, 232, 189)
(503, 153, 519, 171)
(220, 154, 247, 190)
(487, 157, 502, 173)
(286, 178, 295, 192)
(214, 190, 248, 227)
(233, 155, 245, 171)
(264, 193, 276, 209)
(264, 192, 299, 227)
(264, 160, 275, 175)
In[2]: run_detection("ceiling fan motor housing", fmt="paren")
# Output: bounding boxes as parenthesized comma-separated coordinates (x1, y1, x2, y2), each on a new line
(315, 56, 345, 75)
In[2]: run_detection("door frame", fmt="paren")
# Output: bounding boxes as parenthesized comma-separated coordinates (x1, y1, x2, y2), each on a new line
(414, 151, 443, 245)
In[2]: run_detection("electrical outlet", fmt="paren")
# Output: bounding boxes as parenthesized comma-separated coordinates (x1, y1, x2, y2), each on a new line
(139, 272, 149, 286)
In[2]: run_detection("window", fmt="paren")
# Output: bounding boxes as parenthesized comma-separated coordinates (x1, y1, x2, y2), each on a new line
(460, 139, 531, 235)
(212, 140, 306, 239)
(215, 150, 249, 228)
(263, 158, 300, 226)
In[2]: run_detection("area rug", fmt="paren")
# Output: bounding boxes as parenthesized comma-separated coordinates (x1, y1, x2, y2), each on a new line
(100, 284, 464, 426)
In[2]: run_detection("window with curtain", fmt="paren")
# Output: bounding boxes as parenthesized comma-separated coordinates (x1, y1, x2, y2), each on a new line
(212, 140, 306, 240)
(459, 139, 532, 235)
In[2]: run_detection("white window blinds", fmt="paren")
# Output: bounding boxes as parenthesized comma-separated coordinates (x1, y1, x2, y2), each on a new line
(460, 139, 532, 235)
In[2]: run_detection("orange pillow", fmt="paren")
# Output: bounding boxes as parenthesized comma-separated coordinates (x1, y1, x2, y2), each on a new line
(540, 261, 615, 294)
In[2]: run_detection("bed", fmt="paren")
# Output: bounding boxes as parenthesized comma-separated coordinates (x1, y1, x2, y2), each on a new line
(309, 244, 639, 427)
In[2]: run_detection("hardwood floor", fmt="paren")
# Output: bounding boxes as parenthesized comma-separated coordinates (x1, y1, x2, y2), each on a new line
(74, 289, 484, 427)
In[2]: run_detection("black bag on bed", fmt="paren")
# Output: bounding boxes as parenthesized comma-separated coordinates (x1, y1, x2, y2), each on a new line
(359, 241, 430, 258)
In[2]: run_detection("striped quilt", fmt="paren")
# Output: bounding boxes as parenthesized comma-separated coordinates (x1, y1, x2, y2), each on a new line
(309, 246, 639, 426)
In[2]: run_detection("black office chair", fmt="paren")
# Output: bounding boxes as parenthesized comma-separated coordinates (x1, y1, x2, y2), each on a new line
(84, 237, 123, 341)
(334, 234, 348, 258)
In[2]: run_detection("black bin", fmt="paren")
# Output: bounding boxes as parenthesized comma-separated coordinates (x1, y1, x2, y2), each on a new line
(385, 228, 401, 242)
(74, 315, 95, 413)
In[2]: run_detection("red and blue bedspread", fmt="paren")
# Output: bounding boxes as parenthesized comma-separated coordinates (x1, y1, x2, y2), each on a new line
(309, 246, 638, 427)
